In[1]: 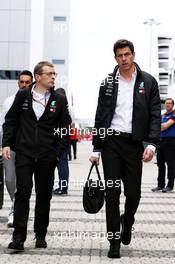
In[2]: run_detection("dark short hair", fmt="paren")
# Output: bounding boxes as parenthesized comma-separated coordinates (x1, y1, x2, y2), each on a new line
(34, 61, 54, 75)
(55, 88, 66, 96)
(19, 70, 33, 81)
(165, 98, 174, 105)
(113, 39, 134, 56)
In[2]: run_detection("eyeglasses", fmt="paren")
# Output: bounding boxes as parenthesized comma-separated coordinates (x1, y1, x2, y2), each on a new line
(40, 72, 58, 77)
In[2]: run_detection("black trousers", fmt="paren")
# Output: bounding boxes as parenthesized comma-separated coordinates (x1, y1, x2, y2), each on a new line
(101, 135, 143, 241)
(157, 138, 175, 189)
(13, 153, 57, 242)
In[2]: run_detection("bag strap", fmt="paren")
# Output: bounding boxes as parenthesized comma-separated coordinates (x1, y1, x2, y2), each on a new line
(87, 163, 102, 181)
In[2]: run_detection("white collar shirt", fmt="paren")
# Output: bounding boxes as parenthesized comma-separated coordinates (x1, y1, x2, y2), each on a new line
(110, 69, 137, 133)
(32, 87, 51, 120)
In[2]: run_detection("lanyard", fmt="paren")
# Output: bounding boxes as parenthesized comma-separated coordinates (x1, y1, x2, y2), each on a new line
(32, 92, 48, 108)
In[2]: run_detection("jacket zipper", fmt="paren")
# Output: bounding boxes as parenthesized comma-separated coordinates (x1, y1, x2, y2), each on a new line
(34, 122, 38, 161)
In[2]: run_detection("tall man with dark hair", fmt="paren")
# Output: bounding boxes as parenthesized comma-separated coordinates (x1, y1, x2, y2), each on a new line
(0, 70, 33, 227)
(2, 61, 71, 252)
(90, 39, 161, 258)
(152, 98, 175, 192)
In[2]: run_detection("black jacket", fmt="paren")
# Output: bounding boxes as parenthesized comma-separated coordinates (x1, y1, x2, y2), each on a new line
(93, 63, 161, 151)
(2, 85, 72, 159)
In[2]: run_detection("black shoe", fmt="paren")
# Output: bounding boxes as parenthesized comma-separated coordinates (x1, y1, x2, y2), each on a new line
(35, 237, 47, 248)
(8, 240, 24, 252)
(108, 243, 120, 258)
(54, 189, 68, 195)
(53, 187, 60, 194)
(162, 187, 173, 193)
(120, 214, 133, 245)
(151, 186, 163, 192)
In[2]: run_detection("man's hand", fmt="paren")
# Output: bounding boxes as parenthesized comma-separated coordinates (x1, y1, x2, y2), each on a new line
(89, 156, 100, 166)
(142, 148, 154, 162)
(2, 146, 11, 160)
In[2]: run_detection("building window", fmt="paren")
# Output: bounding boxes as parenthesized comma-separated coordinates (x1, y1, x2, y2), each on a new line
(52, 59, 65, 65)
(53, 16, 67, 22)
(0, 70, 21, 80)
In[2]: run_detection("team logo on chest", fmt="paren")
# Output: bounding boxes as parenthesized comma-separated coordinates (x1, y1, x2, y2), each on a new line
(138, 81, 145, 94)
(50, 100, 57, 112)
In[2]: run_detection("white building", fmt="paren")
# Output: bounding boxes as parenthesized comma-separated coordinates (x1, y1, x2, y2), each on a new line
(0, 0, 70, 109)
(30, 0, 70, 91)
(0, 0, 32, 106)
(157, 36, 175, 105)
(44, 0, 70, 89)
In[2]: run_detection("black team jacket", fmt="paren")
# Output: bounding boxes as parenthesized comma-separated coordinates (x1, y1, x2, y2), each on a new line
(93, 63, 161, 151)
(2, 85, 72, 160)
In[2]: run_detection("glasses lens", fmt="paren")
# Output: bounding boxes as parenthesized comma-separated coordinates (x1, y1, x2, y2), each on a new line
(41, 72, 57, 77)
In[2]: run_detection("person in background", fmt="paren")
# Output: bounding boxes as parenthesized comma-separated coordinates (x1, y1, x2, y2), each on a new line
(152, 98, 175, 193)
(2, 61, 71, 252)
(68, 122, 79, 160)
(53, 88, 72, 195)
(0, 70, 33, 227)
(89, 39, 160, 258)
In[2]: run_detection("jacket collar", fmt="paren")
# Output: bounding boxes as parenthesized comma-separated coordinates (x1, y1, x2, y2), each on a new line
(29, 82, 55, 96)
(111, 62, 142, 79)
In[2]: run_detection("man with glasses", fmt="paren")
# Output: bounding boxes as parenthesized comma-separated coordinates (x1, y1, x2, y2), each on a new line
(0, 70, 33, 227)
(2, 61, 71, 252)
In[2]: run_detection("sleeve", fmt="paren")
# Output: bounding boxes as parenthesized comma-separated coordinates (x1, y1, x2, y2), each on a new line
(147, 78, 161, 146)
(0, 98, 10, 136)
(2, 90, 25, 148)
(0, 110, 4, 138)
(169, 111, 175, 121)
(92, 81, 106, 151)
(0, 112, 3, 145)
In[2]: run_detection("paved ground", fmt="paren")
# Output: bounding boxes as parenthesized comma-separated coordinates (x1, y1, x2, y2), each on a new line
(0, 141, 175, 263)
